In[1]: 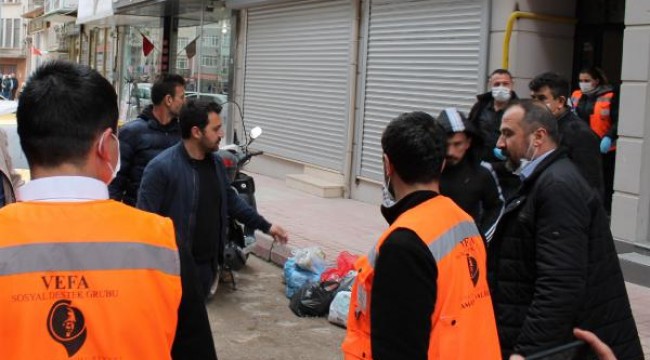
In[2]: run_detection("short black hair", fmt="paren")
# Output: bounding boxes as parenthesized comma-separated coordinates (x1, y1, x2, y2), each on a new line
(151, 73, 185, 105)
(507, 99, 559, 143)
(17, 60, 118, 168)
(529, 72, 570, 99)
(381, 111, 446, 184)
(490, 68, 512, 80)
(179, 99, 222, 139)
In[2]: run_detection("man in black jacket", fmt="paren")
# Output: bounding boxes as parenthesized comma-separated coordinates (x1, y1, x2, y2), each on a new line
(109, 74, 186, 206)
(529, 72, 604, 200)
(489, 99, 642, 360)
(437, 108, 503, 242)
(138, 100, 288, 298)
(469, 69, 520, 200)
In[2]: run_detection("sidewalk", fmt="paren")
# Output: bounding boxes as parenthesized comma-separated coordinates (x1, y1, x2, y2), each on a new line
(250, 172, 650, 357)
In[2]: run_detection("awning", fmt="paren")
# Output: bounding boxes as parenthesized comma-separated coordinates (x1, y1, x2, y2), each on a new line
(22, 6, 45, 19)
(76, 0, 114, 25)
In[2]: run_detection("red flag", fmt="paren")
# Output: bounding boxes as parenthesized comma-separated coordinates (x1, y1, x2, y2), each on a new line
(31, 47, 42, 56)
(184, 37, 197, 59)
(142, 34, 154, 57)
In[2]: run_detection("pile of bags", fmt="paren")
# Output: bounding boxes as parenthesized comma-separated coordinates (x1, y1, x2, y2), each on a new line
(283, 247, 358, 327)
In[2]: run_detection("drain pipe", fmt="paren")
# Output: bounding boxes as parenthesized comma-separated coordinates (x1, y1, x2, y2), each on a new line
(342, 0, 361, 199)
(502, 11, 576, 69)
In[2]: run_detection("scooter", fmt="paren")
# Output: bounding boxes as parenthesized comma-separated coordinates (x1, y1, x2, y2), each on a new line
(211, 126, 264, 292)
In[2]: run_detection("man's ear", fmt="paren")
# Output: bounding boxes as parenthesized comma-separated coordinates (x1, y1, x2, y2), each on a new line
(382, 153, 393, 177)
(191, 126, 202, 139)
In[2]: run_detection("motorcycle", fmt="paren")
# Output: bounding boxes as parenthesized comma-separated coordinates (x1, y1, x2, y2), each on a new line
(211, 126, 264, 293)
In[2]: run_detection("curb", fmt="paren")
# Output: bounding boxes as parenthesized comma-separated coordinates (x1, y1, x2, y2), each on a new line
(251, 232, 295, 267)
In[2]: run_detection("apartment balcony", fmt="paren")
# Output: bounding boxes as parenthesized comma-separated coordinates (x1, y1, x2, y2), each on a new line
(0, 47, 26, 59)
(23, 0, 45, 19)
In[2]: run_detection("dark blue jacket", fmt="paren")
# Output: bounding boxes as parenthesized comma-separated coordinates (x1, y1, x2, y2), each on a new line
(109, 106, 181, 206)
(137, 142, 272, 263)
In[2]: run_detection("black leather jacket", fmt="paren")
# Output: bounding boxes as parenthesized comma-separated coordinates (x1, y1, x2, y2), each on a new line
(487, 150, 642, 360)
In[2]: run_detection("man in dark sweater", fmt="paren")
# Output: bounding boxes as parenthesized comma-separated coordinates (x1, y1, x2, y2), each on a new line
(138, 100, 288, 297)
(437, 108, 503, 242)
(529, 72, 604, 200)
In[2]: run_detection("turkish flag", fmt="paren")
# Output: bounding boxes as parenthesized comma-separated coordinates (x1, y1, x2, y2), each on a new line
(31, 47, 42, 56)
(142, 34, 154, 57)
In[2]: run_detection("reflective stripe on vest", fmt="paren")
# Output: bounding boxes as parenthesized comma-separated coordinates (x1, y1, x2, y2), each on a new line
(0, 242, 180, 276)
(358, 220, 480, 314)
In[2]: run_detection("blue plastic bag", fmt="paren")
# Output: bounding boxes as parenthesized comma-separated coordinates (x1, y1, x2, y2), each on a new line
(284, 257, 322, 298)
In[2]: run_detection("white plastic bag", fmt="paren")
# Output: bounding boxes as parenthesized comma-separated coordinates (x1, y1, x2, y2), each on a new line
(328, 290, 351, 328)
(292, 246, 327, 274)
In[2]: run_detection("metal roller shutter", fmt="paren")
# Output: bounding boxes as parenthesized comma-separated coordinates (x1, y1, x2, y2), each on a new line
(358, 0, 486, 181)
(243, 0, 353, 171)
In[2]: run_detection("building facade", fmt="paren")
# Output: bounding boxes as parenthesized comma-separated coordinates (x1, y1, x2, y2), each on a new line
(16, 0, 650, 257)
(1, 0, 28, 94)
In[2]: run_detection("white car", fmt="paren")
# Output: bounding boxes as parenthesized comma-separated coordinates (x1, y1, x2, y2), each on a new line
(0, 95, 18, 116)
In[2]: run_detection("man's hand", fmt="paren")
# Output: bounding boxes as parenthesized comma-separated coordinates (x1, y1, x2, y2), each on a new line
(268, 224, 288, 244)
(574, 328, 616, 360)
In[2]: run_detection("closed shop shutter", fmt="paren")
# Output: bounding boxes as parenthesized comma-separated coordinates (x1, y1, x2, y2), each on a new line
(243, 0, 353, 171)
(358, 0, 486, 181)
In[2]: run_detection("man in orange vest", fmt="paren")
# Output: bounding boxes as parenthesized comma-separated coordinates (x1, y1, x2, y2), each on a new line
(341, 111, 501, 359)
(0, 61, 217, 359)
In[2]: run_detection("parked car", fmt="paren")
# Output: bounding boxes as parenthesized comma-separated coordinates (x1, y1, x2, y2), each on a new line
(0, 95, 18, 116)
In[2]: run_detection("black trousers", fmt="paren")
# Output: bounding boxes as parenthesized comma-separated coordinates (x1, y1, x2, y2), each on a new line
(603, 150, 616, 214)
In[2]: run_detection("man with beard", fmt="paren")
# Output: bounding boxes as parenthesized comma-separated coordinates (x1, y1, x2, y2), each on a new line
(109, 74, 186, 206)
(138, 100, 288, 298)
(437, 108, 503, 242)
(488, 99, 642, 360)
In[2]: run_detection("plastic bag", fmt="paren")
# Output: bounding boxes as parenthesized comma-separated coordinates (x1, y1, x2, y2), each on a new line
(283, 257, 321, 298)
(289, 280, 340, 317)
(338, 270, 357, 292)
(328, 290, 351, 328)
(292, 247, 327, 274)
(320, 251, 359, 282)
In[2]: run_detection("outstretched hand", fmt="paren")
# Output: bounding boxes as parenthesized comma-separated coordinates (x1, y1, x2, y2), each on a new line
(268, 224, 288, 244)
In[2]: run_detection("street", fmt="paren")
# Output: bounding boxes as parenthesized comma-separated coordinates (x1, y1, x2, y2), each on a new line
(208, 255, 346, 360)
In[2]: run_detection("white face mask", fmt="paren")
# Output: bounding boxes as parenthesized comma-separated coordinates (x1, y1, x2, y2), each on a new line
(381, 159, 396, 208)
(512, 135, 537, 176)
(579, 82, 595, 93)
(99, 132, 121, 184)
(491, 86, 512, 102)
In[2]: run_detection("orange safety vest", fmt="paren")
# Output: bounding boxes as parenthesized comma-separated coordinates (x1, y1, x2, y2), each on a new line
(0, 200, 182, 359)
(341, 196, 501, 360)
(570, 90, 614, 139)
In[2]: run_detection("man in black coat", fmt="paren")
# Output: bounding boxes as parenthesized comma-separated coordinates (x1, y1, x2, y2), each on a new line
(529, 72, 605, 201)
(488, 99, 642, 360)
(109, 74, 186, 206)
(437, 108, 504, 242)
(469, 69, 521, 200)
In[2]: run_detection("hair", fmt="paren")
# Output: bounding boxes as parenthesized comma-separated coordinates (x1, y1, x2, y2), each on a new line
(381, 111, 446, 184)
(579, 67, 609, 86)
(507, 99, 559, 143)
(151, 73, 186, 105)
(179, 99, 223, 139)
(17, 60, 118, 168)
(528, 72, 570, 99)
(489, 68, 513, 80)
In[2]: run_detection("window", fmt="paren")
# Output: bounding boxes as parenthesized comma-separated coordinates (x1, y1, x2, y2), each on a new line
(201, 55, 218, 67)
(202, 35, 218, 47)
(177, 55, 188, 70)
(0, 18, 21, 48)
(177, 37, 188, 49)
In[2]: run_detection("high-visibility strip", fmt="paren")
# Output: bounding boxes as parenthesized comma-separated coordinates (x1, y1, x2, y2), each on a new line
(428, 221, 480, 263)
(0, 242, 180, 276)
(367, 220, 480, 268)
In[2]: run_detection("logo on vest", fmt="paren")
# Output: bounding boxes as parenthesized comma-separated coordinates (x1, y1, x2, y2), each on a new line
(466, 254, 479, 287)
(47, 299, 87, 357)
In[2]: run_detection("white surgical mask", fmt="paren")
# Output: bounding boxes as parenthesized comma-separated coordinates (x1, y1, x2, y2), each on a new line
(99, 132, 121, 184)
(579, 82, 595, 93)
(381, 176, 396, 208)
(491, 86, 512, 102)
(512, 135, 537, 176)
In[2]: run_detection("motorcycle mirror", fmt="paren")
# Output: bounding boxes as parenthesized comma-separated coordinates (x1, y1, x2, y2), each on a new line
(250, 126, 262, 140)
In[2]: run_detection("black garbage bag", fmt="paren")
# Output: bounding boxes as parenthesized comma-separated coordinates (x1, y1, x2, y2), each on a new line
(289, 281, 340, 317)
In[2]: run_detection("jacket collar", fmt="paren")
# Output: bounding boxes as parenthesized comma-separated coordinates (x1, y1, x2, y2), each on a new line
(518, 148, 567, 191)
(381, 190, 438, 225)
(139, 105, 179, 131)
